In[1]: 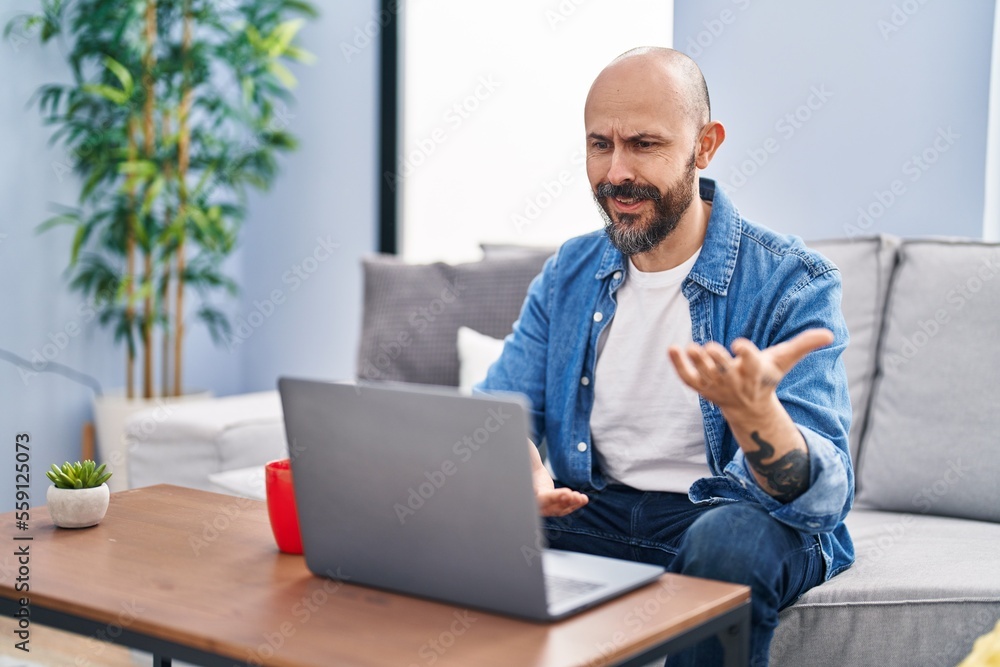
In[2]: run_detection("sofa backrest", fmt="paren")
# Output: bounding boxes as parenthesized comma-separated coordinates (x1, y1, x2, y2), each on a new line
(853, 239, 1000, 523)
(809, 235, 900, 467)
(357, 237, 1000, 524)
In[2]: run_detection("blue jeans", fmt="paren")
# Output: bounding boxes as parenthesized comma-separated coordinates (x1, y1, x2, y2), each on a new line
(543, 484, 825, 667)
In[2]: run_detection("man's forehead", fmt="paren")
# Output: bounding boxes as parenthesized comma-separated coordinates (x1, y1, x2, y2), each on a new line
(584, 93, 684, 137)
(585, 115, 670, 138)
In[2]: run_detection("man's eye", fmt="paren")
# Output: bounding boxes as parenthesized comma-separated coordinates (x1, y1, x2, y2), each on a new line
(636, 141, 653, 149)
(592, 141, 609, 150)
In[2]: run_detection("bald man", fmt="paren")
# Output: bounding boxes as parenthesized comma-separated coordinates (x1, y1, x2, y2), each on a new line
(476, 47, 853, 666)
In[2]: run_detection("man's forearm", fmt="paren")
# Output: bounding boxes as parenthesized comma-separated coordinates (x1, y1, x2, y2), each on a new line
(722, 394, 810, 502)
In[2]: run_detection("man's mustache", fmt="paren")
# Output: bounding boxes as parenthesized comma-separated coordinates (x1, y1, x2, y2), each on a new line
(596, 182, 662, 201)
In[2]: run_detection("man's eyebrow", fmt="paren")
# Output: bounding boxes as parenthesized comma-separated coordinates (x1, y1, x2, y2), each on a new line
(586, 132, 669, 143)
(625, 132, 668, 143)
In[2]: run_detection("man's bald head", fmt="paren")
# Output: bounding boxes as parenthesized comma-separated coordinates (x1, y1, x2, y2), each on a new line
(584, 47, 725, 261)
(589, 46, 711, 133)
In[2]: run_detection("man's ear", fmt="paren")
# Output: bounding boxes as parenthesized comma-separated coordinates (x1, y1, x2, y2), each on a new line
(695, 120, 726, 170)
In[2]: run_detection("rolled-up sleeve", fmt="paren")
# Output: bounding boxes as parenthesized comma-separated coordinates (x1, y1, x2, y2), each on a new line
(726, 424, 850, 533)
(724, 268, 854, 534)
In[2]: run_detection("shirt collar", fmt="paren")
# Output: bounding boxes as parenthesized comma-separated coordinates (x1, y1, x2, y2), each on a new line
(686, 178, 741, 296)
(595, 177, 742, 295)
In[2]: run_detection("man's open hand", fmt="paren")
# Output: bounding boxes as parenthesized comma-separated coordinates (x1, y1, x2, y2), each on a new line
(528, 439, 588, 517)
(667, 328, 834, 417)
(667, 328, 834, 502)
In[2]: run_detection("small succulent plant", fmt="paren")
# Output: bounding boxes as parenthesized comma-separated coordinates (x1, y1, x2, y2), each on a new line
(46, 460, 112, 489)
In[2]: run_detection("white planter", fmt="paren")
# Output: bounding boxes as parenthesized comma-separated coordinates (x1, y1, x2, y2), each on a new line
(92, 391, 211, 492)
(47, 483, 110, 528)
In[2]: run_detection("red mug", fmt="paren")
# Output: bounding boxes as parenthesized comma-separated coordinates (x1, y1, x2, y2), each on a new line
(265, 459, 303, 554)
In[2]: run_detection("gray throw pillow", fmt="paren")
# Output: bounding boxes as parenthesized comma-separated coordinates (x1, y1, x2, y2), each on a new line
(357, 252, 552, 386)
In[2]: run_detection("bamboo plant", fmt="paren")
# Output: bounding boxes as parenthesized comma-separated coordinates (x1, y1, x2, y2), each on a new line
(6, 0, 317, 398)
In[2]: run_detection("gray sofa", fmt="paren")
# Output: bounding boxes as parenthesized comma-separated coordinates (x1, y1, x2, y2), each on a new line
(357, 235, 1000, 666)
(127, 234, 1000, 665)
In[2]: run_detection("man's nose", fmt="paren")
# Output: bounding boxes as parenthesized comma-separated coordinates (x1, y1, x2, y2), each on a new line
(606, 148, 635, 184)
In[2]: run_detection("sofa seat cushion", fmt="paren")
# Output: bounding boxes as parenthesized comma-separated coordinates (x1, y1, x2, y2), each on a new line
(770, 509, 1000, 666)
(207, 465, 267, 500)
(126, 391, 286, 491)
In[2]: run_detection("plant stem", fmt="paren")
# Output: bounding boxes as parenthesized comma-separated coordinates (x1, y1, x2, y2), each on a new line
(173, 0, 192, 397)
(161, 109, 172, 400)
(142, 0, 157, 400)
(125, 117, 138, 400)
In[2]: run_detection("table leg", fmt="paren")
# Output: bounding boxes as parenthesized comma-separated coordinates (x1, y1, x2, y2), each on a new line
(615, 601, 751, 667)
(719, 603, 751, 667)
(152, 654, 173, 667)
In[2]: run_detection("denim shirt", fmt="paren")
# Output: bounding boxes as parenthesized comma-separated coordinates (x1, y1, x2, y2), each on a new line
(476, 178, 854, 579)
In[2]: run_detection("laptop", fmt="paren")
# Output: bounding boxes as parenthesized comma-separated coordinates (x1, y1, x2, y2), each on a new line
(278, 377, 665, 621)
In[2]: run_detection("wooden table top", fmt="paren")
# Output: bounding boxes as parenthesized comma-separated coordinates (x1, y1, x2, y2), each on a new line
(0, 485, 749, 667)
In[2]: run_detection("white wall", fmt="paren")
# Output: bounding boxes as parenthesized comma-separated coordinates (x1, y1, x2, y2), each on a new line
(675, 0, 996, 241)
(399, 0, 674, 263)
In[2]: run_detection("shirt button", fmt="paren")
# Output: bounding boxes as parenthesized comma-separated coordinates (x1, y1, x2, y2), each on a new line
(593, 312, 603, 322)
(580, 376, 590, 386)
(613, 271, 622, 280)
(577, 442, 588, 452)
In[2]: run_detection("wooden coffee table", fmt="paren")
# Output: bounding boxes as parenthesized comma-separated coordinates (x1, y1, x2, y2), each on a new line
(0, 485, 750, 666)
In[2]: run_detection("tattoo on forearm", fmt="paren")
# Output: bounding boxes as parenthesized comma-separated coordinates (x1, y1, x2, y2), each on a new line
(745, 431, 810, 502)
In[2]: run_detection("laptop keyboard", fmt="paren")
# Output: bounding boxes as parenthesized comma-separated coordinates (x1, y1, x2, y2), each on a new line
(544, 574, 604, 605)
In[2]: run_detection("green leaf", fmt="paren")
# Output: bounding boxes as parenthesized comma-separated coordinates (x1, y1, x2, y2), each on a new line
(268, 19, 305, 58)
(196, 305, 233, 346)
(267, 61, 297, 89)
(81, 83, 128, 106)
(245, 24, 263, 50)
(241, 76, 255, 106)
(282, 1, 320, 20)
(70, 223, 87, 265)
(140, 175, 164, 217)
(102, 56, 134, 98)
(119, 160, 158, 178)
(283, 45, 316, 65)
(36, 212, 79, 234)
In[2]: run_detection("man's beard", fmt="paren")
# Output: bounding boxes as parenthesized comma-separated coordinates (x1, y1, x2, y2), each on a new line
(594, 152, 697, 257)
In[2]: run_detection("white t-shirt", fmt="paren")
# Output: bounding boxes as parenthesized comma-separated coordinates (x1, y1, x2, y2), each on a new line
(590, 249, 712, 493)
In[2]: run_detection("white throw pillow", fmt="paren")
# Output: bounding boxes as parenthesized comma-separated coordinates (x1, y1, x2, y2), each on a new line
(457, 326, 506, 394)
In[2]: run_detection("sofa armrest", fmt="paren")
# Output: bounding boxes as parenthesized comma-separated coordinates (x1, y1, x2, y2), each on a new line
(125, 391, 286, 492)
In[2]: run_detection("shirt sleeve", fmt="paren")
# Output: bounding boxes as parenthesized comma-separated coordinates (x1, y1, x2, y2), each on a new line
(723, 268, 855, 534)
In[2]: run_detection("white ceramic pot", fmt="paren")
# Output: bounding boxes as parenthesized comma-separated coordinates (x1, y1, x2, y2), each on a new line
(92, 390, 211, 492)
(47, 483, 110, 528)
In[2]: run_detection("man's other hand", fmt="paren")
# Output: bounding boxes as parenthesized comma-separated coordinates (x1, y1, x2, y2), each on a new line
(528, 439, 588, 517)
